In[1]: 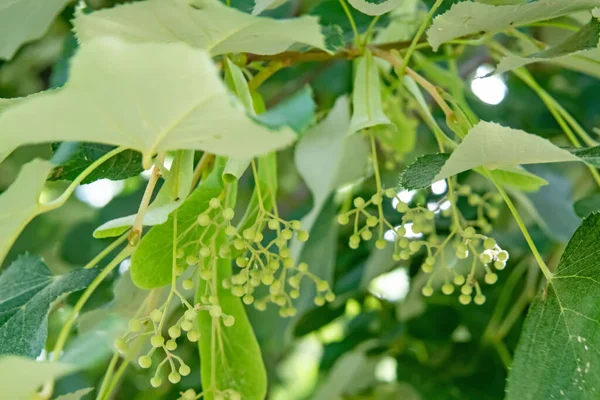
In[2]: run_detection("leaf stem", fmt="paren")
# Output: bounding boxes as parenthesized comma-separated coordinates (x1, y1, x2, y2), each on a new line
(338, 0, 360, 45)
(130, 154, 164, 246)
(192, 152, 215, 188)
(83, 233, 129, 269)
(398, 0, 444, 76)
(486, 170, 553, 281)
(40, 146, 128, 211)
(249, 61, 288, 91)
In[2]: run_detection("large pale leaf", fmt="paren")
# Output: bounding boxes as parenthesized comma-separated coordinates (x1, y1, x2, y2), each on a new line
(0, 159, 54, 265)
(0, 356, 75, 400)
(0, 255, 98, 357)
(55, 388, 95, 400)
(427, 0, 600, 51)
(197, 231, 267, 400)
(348, 0, 403, 16)
(74, 0, 327, 55)
(495, 16, 600, 74)
(506, 213, 600, 399)
(0, 38, 297, 166)
(93, 150, 195, 238)
(398, 121, 600, 190)
(0, 0, 71, 60)
(252, 0, 288, 15)
(350, 50, 393, 134)
(130, 158, 226, 289)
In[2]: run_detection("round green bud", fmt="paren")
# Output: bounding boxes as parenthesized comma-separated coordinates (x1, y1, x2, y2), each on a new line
(485, 272, 498, 285)
(168, 371, 181, 384)
(425, 256, 435, 266)
(128, 319, 142, 332)
(290, 220, 302, 230)
(268, 219, 279, 230)
(375, 239, 386, 249)
(261, 274, 274, 285)
(483, 238, 497, 250)
(168, 326, 181, 339)
(209, 306, 222, 318)
(497, 250, 509, 261)
(487, 207, 499, 219)
(222, 279, 232, 289)
(225, 225, 237, 236)
(492, 193, 503, 203)
(199, 246, 211, 258)
(243, 295, 254, 305)
(385, 188, 396, 198)
(176, 248, 185, 259)
(150, 376, 162, 388)
(494, 261, 506, 270)
(424, 210, 435, 220)
(138, 355, 152, 369)
(280, 248, 291, 259)
(353, 197, 365, 208)
(182, 389, 196, 400)
(233, 239, 245, 250)
(184, 309, 197, 321)
(459, 294, 472, 305)
(243, 228, 255, 240)
(197, 214, 211, 226)
(337, 214, 349, 225)
(325, 292, 336, 302)
(252, 232, 263, 244)
(360, 230, 373, 241)
(453, 275, 466, 285)
(166, 339, 177, 351)
(182, 279, 194, 291)
(290, 289, 300, 299)
(442, 283, 454, 295)
(474, 294, 486, 305)
(235, 257, 247, 268)
(222, 208, 235, 220)
(173, 266, 184, 276)
(349, 235, 360, 249)
(150, 335, 164, 348)
(297, 230, 309, 242)
(281, 229, 293, 240)
(393, 253, 402, 261)
(317, 281, 329, 292)
(209, 198, 220, 209)
(187, 330, 200, 342)
(421, 286, 434, 297)
(371, 193, 382, 205)
(396, 202, 409, 213)
(179, 364, 191, 376)
(366, 216, 378, 227)
(254, 301, 267, 311)
(314, 297, 325, 306)
(463, 226, 476, 238)
(228, 391, 242, 400)
(181, 320, 193, 332)
(456, 250, 468, 260)
(421, 263, 433, 273)
(395, 226, 407, 237)
(409, 241, 421, 253)
(411, 224, 422, 234)
(458, 185, 471, 196)
(223, 315, 235, 327)
(298, 262, 308, 272)
(150, 309, 163, 323)
(461, 285, 473, 295)
(467, 194, 480, 206)
(398, 249, 409, 260)
(479, 253, 492, 264)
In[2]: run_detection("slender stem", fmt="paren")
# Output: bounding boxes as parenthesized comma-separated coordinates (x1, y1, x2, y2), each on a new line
(398, 0, 444, 76)
(362, 16, 381, 48)
(100, 337, 145, 400)
(96, 352, 119, 400)
(486, 171, 553, 281)
(83, 233, 129, 269)
(130, 161, 162, 246)
(192, 153, 214, 188)
(338, 0, 360, 44)
(40, 146, 127, 211)
(249, 61, 288, 91)
(51, 247, 132, 362)
(369, 132, 385, 238)
(493, 340, 513, 369)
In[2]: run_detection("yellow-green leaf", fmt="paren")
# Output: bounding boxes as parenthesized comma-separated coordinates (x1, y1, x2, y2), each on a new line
(74, 0, 327, 56)
(0, 356, 75, 400)
(348, 0, 403, 16)
(0, 38, 296, 166)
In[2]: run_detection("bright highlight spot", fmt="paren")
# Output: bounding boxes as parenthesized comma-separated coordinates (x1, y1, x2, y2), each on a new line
(431, 179, 447, 195)
(375, 357, 397, 382)
(384, 223, 423, 242)
(369, 268, 410, 302)
(119, 258, 131, 274)
(75, 179, 124, 208)
(392, 189, 416, 209)
(470, 64, 507, 105)
(440, 200, 451, 210)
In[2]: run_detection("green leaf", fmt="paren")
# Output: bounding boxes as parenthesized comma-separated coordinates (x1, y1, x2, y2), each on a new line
(0, 0, 71, 60)
(427, 0, 600, 51)
(252, 0, 288, 15)
(48, 143, 143, 184)
(130, 159, 226, 289)
(348, 0, 403, 16)
(487, 166, 548, 192)
(197, 231, 267, 400)
(0, 255, 98, 357)
(74, 0, 328, 56)
(0, 38, 297, 166)
(574, 193, 600, 218)
(350, 50, 393, 134)
(255, 86, 316, 135)
(0, 356, 75, 400)
(0, 159, 54, 265)
(55, 388, 94, 400)
(93, 150, 194, 238)
(495, 16, 600, 74)
(507, 212, 600, 399)
(398, 121, 600, 190)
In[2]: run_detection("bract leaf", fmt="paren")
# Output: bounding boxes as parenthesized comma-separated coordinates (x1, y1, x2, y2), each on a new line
(74, 0, 328, 55)
(348, 0, 403, 16)
(427, 0, 600, 51)
(252, 0, 288, 15)
(0, 38, 297, 166)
